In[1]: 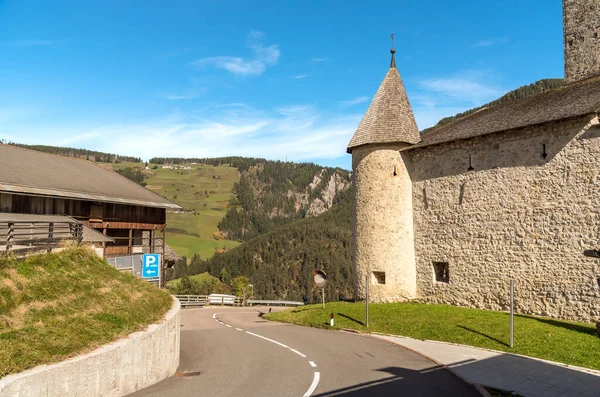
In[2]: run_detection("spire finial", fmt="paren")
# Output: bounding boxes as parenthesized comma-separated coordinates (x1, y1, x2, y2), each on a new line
(390, 33, 396, 69)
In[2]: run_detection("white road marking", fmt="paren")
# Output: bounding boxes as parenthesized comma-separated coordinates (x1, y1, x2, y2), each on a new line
(303, 372, 320, 397)
(245, 331, 291, 349)
(290, 348, 307, 358)
(216, 313, 321, 396)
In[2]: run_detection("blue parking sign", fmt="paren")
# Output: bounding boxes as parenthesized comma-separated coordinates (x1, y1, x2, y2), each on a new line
(142, 254, 160, 278)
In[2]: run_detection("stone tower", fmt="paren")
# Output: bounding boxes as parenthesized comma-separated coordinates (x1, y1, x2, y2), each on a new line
(564, 0, 600, 83)
(347, 43, 420, 302)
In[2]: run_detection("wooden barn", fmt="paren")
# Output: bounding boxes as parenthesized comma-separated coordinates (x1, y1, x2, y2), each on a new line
(0, 144, 180, 282)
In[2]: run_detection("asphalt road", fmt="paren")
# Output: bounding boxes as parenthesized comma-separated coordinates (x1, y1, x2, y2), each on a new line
(128, 307, 481, 397)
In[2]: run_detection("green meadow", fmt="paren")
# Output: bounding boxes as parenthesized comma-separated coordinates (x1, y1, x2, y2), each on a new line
(107, 162, 240, 260)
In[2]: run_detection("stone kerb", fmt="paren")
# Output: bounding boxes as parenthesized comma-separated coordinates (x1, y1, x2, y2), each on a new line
(0, 296, 181, 397)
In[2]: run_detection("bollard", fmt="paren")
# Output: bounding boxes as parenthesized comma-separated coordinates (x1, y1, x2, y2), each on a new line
(330, 313, 334, 327)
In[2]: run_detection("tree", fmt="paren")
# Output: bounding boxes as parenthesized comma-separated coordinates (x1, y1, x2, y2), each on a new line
(231, 276, 250, 305)
(219, 268, 228, 283)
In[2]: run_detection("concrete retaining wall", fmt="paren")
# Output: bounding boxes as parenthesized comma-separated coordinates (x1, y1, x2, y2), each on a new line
(0, 297, 180, 397)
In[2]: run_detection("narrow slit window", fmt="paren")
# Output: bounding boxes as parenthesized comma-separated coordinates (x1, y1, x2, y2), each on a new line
(433, 262, 449, 283)
(372, 271, 386, 285)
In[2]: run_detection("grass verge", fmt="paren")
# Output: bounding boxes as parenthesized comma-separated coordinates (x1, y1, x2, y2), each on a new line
(0, 247, 173, 378)
(265, 301, 600, 370)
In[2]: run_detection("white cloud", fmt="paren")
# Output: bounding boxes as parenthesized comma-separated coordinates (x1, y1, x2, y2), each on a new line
(12, 105, 361, 162)
(418, 73, 502, 104)
(470, 38, 508, 48)
(411, 70, 504, 129)
(340, 96, 370, 107)
(190, 32, 280, 76)
(293, 74, 308, 79)
(312, 57, 329, 63)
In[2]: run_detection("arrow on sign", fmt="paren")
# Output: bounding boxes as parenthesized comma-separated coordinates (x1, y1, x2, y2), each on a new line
(146, 269, 157, 275)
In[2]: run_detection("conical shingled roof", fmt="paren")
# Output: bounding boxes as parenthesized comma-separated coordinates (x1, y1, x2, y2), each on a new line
(347, 53, 420, 153)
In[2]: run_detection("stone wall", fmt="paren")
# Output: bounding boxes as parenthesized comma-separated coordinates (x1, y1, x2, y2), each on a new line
(353, 143, 417, 302)
(0, 297, 180, 397)
(564, 0, 600, 83)
(409, 115, 600, 322)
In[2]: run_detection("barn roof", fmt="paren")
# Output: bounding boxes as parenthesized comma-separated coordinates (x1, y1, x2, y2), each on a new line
(347, 49, 421, 153)
(411, 74, 600, 149)
(0, 145, 180, 209)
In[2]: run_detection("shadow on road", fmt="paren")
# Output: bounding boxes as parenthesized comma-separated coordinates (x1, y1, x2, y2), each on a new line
(313, 365, 480, 396)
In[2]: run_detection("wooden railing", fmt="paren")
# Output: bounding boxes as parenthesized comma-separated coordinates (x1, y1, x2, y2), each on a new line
(0, 221, 83, 253)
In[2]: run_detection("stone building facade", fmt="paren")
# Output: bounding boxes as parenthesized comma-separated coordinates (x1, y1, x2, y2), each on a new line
(349, 0, 600, 322)
(564, 0, 600, 83)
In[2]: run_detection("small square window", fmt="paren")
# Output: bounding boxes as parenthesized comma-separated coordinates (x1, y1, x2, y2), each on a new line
(372, 271, 386, 285)
(433, 262, 449, 283)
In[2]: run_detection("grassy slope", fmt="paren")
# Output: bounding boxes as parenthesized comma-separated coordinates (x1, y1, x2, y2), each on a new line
(103, 162, 240, 259)
(0, 247, 173, 378)
(166, 271, 215, 288)
(266, 302, 600, 370)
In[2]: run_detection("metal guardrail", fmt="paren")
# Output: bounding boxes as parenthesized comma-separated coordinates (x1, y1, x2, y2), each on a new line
(174, 295, 242, 307)
(247, 300, 305, 307)
(175, 295, 208, 307)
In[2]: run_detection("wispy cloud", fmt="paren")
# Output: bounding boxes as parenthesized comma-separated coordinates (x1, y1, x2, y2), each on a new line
(418, 73, 502, 103)
(12, 104, 361, 162)
(470, 38, 508, 48)
(340, 96, 369, 107)
(411, 70, 504, 129)
(190, 31, 280, 76)
(293, 74, 308, 79)
(312, 57, 329, 63)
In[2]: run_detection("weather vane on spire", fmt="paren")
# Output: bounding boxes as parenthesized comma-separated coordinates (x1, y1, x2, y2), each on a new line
(390, 33, 396, 69)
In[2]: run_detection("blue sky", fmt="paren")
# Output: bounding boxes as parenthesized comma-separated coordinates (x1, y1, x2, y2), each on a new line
(0, 0, 564, 170)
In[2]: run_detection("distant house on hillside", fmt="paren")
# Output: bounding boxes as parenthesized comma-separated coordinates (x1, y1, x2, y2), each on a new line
(0, 145, 181, 284)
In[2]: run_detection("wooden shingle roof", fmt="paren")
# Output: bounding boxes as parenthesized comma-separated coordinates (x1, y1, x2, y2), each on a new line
(0, 145, 180, 209)
(412, 75, 600, 149)
(347, 59, 421, 153)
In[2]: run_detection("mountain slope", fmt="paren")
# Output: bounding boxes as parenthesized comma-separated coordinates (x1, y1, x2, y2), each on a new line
(192, 187, 353, 302)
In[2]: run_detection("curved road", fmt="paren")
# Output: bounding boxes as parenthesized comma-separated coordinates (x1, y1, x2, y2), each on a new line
(129, 307, 480, 397)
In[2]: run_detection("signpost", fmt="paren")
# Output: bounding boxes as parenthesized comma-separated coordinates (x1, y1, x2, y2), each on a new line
(314, 270, 327, 309)
(142, 254, 161, 284)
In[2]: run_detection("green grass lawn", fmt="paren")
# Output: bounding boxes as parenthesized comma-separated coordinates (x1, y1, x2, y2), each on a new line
(106, 163, 240, 260)
(166, 272, 215, 288)
(0, 247, 173, 378)
(265, 301, 600, 371)
(166, 233, 240, 259)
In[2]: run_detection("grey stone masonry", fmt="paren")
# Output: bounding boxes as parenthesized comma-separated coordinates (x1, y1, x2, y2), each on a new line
(564, 0, 600, 83)
(409, 115, 600, 322)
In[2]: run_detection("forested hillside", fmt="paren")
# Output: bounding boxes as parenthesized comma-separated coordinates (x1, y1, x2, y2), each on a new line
(0, 142, 142, 163)
(421, 78, 565, 133)
(190, 187, 353, 302)
(149, 156, 352, 242)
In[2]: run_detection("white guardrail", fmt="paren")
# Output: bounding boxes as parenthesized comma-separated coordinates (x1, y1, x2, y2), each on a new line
(174, 295, 305, 308)
(174, 294, 242, 307)
(247, 300, 305, 307)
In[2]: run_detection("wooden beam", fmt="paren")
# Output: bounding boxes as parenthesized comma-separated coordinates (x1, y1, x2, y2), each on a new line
(128, 228, 133, 255)
(88, 221, 165, 230)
